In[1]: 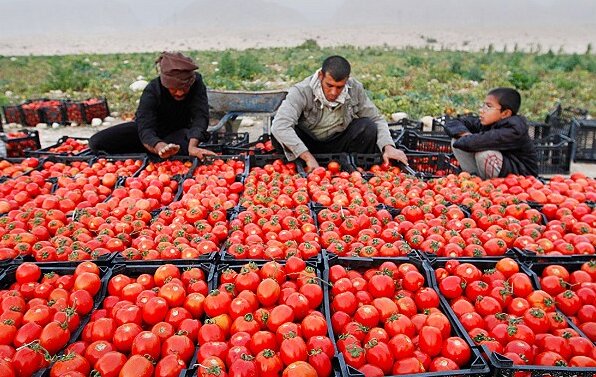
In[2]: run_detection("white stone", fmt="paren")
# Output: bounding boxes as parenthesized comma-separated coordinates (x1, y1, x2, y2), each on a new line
(421, 116, 434, 132)
(391, 112, 409, 122)
(104, 116, 116, 122)
(136, 75, 145, 81)
(102, 121, 111, 126)
(111, 112, 120, 117)
(4, 91, 13, 97)
(91, 118, 103, 126)
(10, 57, 16, 61)
(123, 60, 129, 64)
(70, 122, 79, 127)
(51, 122, 61, 128)
(129, 80, 148, 92)
(36, 123, 48, 129)
(240, 117, 255, 127)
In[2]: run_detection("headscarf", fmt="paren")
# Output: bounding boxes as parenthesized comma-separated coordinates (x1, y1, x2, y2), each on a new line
(156, 51, 198, 90)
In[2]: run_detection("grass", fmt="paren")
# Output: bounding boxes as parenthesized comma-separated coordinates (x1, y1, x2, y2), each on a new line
(0, 41, 594, 122)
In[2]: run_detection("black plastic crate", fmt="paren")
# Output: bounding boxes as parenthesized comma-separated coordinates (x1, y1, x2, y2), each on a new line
(64, 100, 85, 124)
(406, 151, 461, 178)
(88, 154, 148, 178)
(225, 133, 276, 155)
(0, 263, 111, 357)
(0, 156, 44, 179)
(544, 102, 586, 138)
(2, 104, 24, 125)
(295, 153, 354, 175)
(40, 101, 67, 125)
(201, 132, 250, 151)
(0, 129, 41, 157)
(426, 257, 596, 377)
(397, 128, 453, 154)
(327, 255, 490, 377)
(573, 118, 596, 161)
(512, 246, 596, 263)
(534, 134, 574, 175)
(82, 97, 110, 123)
(27, 136, 91, 157)
(190, 154, 249, 180)
(351, 153, 417, 175)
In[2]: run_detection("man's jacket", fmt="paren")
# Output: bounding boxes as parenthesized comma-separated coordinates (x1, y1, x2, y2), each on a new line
(271, 74, 395, 160)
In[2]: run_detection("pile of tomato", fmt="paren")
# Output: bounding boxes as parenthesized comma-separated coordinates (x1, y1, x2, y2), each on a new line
(435, 257, 596, 368)
(0, 262, 103, 377)
(0, 153, 595, 377)
(46, 139, 89, 155)
(329, 260, 474, 374)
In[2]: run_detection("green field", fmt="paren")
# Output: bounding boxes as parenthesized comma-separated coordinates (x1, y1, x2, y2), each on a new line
(0, 41, 594, 121)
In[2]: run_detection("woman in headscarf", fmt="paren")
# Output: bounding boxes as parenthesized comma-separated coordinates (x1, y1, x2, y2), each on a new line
(89, 51, 216, 159)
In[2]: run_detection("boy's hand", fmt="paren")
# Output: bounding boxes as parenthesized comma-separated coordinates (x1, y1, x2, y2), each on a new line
(457, 132, 472, 139)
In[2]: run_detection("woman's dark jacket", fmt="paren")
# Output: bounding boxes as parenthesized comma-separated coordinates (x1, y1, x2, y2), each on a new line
(136, 73, 210, 147)
(444, 115, 539, 177)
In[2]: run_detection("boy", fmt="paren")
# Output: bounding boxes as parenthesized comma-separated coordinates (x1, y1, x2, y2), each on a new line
(444, 87, 538, 178)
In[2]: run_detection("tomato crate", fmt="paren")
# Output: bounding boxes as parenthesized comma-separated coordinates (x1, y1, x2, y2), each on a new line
(351, 153, 417, 175)
(200, 131, 250, 152)
(191, 154, 249, 180)
(572, 118, 596, 162)
(225, 133, 276, 155)
(0, 129, 41, 157)
(88, 154, 148, 178)
(296, 153, 355, 175)
(534, 134, 574, 175)
(0, 156, 44, 179)
(113, 240, 220, 264)
(40, 101, 67, 125)
(81, 97, 110, 123)
(325, 255, 490, 377)
(249, 153, 300, 169)
(27, 136, 91, 157)
(0, 263, 111, 372)
(21, 251, 115, 267)
(512, 246, 596, 263)
(1, 104, 24, 125)
(143, 155, 198, 179)
(397, 128, 453, 154)
(425, 258, 596, 377)
(522, 260, 596, 342)
(45, 263, 215, 374)
(405, 151, 461, 178)
(64, 100, 85, 123)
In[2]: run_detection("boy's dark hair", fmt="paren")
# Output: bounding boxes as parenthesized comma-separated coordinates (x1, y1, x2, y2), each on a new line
(488, 87, 522, 115)
(321, 56, 351, 81)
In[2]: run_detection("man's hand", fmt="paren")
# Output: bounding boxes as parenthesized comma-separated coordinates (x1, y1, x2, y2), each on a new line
(155, 142, 180, 158)
(383, 145, 408, 165)
(189, 146, 217, 160)
(299, 151, 320, 173)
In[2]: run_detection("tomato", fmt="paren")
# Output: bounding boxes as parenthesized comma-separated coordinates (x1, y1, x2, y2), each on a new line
(308, 349, 332, 377)
(282, 361, 317, 377)
(280, 336, 308, 366)
(119, 355, 154, 377)
(441, 337, 471, 367)
(15, 263, 41, 284)
(50, 353, 90, 377)
(39, 321, 70, 355)
(113, 323, 143, 353)
(162, 334, 194, 364)
(131, 331, 161, 360)
(256, 349, 284, 377)
(155, 354, 186, 377)
(418, 326, 442, 357)
(84, 340, 113, 367)
(94, 351, 127, 377)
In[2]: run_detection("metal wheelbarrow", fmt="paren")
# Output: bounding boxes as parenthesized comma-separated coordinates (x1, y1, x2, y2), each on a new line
(207, 89, 288, 134)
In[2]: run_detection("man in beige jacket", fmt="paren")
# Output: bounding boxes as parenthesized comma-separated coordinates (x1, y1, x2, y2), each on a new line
(271, 55, 408, 172)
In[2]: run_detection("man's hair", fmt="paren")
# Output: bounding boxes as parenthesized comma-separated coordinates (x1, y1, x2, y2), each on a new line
(488, 87, 522, 115)
(321, 56, 351, 81)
